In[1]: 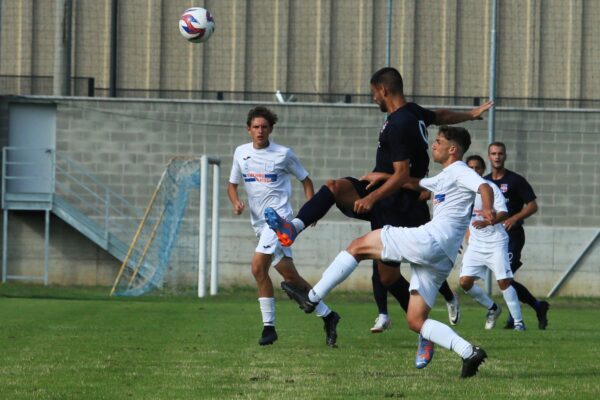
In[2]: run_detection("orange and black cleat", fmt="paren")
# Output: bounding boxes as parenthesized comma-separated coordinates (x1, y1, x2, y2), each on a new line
(264, 207, 298, 247)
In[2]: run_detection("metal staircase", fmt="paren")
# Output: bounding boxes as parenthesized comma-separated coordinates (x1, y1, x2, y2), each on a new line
(2, 147, 142, 284)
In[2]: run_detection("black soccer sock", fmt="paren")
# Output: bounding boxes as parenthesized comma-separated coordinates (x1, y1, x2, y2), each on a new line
(371, 261, 388, 315)
(295, 185, 336, 227)
(438, 280, 454, 303)
(511, 280, 538, 310)
(386, 275, 410, 313)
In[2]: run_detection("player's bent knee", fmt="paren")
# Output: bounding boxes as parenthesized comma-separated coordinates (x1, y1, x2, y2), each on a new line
(406, 317, 424, 333)
(378, 267, 400, 287)
(459, 276, 474, 291)
(324, 179, 337, 194)
(497, 278, 512, 291)
(251, 263, 269, 280)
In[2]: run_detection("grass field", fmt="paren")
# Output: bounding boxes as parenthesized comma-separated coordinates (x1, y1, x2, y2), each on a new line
(1, 284, 600, 399)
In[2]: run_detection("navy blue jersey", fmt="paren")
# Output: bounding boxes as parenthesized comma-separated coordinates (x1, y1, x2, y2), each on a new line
(374, 102, 435, 177)
(369, 102, 435, 217)
(484, 169, 536, 229)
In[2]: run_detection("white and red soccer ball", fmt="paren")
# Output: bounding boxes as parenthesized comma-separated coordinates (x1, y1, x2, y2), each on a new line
(178, 7, 215, 43)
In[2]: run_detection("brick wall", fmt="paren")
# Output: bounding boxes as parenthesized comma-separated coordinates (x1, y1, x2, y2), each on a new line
(0, 96, 598, 296)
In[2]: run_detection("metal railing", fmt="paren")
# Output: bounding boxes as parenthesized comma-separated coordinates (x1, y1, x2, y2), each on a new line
(53, 152, 143, 247)
(2, 147, 144, 284)
(0, 75, 95, 97)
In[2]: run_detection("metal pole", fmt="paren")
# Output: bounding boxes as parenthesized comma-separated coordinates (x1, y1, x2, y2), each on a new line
(44, 210, 50, 285)
(2, 209, 7, 283)
(109, 0, 119, 97)
(2, 147, 8, 283)
(547, 231, 600, 298)
(105, 189, 110, 243)
(53, 0, 73, 96)
(210, 163, 220, 295)
(385, 0, 393, 66)
(485, 0, 498, 295)
(197, 156, 209, 298)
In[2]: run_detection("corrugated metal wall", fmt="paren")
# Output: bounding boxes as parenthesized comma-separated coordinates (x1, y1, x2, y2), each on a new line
(1, 0, 599, 102)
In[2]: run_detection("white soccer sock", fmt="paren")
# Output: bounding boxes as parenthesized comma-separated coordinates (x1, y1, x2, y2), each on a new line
(258, 297, 275, 326)
(314, 301, 331, 318)
(421, 319, 473, 359)
(502, 285, 523, 322)
(291, 218, 305, 233)
(466, 284, 494, 309)
(309, 251, 359, 302)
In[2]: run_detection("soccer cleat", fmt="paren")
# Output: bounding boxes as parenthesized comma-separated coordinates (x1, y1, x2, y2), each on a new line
(513, 321, 526, 331)
(258, 325, 278, 346)
(281, 281, 318, 313)
(484, 304, 502, 330)
(323, 311, 341, 348)
(503, 315, 514, 329)
(536, 300, 550, 330)
(370, 315, 392, 333)
(447, 293, 461, 325)
(415, 335, 434, 369)
(461, 346, 487, 378)
(264, 207, 298, 247)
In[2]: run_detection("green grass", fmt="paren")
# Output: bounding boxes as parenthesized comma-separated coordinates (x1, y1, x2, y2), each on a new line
(1, 284, 600, 399)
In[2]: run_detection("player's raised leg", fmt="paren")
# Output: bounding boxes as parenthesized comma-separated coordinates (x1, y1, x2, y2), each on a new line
(274, 257, 341, 347)
(281, 230, 383, 311)
(265, 178, 360, 247)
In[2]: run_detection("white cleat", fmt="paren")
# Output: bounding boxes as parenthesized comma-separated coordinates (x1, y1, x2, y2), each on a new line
(370, 314, 391, 333)
(485, 304, 502, 330)
(447, 294, 461, 325)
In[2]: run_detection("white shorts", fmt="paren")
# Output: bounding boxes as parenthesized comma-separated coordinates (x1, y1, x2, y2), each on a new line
(255, 225, 292, 267)
(460, 241, 513, 281)
(380, 225, 453, 308)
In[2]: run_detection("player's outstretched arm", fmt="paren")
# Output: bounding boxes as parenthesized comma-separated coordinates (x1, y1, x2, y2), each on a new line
(359, 171, 391, 190)
(434, 100, 494, 125)
(401, 177, 424, 192)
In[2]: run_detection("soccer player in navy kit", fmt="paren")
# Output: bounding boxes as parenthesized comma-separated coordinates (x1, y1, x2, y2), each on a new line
(485, 142, 550, 329)
(265, 67, 493, 339)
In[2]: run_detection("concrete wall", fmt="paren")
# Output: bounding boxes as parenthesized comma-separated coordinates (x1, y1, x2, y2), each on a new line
(0, 96, 598, 297)
(1, 1, 600, 102)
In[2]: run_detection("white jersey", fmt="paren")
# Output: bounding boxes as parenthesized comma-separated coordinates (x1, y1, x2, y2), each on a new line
(419, 161, 488, 262)
(229, 141, 309, 234)
(468, 180, 509, 248)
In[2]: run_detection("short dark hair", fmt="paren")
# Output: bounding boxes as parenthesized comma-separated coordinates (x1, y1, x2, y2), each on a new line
(246, 106, 278, 127)
(370, 67, 404, 95)
(466, 154, 486, 170)
(438, 126, 471, 154)
(488, 141, 506, 153)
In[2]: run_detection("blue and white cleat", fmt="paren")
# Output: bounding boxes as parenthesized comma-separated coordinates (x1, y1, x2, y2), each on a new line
(415, 335, 434, 369)
(264, 207, 298, 247)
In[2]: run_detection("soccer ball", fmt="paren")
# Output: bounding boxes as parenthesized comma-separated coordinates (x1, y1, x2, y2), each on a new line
(178, 7, 215, 43)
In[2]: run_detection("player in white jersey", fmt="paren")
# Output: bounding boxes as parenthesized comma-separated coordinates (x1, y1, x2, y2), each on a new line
(459, 155, 525, 330)
(227, 106, 340, 347)
(280, 126, 493, 378)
